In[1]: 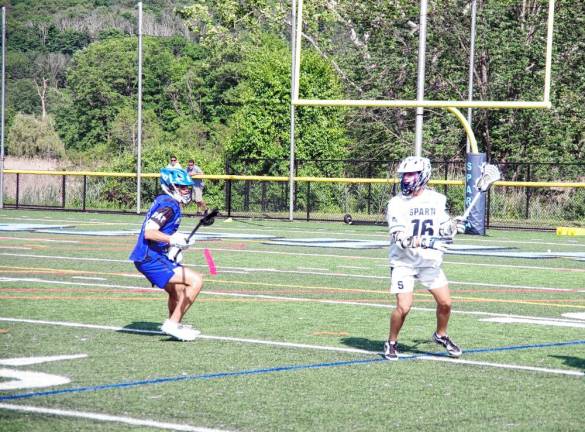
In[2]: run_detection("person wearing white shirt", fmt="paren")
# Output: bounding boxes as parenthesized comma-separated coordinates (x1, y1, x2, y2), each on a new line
(383, 156, 465, 360)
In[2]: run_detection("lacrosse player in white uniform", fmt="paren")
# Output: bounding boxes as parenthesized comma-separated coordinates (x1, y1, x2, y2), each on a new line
(383, 156, 464, 360)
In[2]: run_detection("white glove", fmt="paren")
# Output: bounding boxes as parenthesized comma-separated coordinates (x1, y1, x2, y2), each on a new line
(420, 236, 451, 252)
(167, 246, 183, 263)
(169, 232, 189, 250)
(455, 216, 467, 234)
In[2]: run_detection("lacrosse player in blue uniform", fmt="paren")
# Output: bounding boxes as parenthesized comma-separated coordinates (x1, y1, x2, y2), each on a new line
(130, 168, 203, 341)
(383, 156, 464, 360)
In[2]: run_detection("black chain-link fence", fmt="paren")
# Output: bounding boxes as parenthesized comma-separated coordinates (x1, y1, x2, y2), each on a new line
(2, 159, 584, 230)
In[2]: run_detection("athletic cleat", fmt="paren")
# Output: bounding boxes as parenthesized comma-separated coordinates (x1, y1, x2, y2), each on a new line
(383, 341, 399, 360)
(432, 332, 462, 357)
(161, 320, 200, 341)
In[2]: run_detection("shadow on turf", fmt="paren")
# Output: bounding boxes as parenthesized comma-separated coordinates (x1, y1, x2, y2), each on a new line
(341, 337, 439, 356)
(119, 322, 188, 342)
(121, 321, 161, 333)
(549, 355, 585, 371)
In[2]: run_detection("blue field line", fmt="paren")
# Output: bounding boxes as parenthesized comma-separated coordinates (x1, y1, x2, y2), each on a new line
(1, 339, 584, 402)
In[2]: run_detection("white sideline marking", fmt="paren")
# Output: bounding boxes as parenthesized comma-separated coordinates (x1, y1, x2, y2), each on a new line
(416, 356, 584, 377)
(0, 403, 230, 432)
(71, 276, 108, 281)
(0, 354, 87, 366)
(481, 317, 585, 329)
(0, 317, 582, 377)
(337, 265, 370, 270)
(563, 312, 585, 320)
(297, 266, 328, 271)
(0, 317, 373, 355)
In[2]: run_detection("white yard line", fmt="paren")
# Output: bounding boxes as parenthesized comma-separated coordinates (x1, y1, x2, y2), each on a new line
(0, 236, 80, 244)
(0, 403, 230, 432)
(71, 276, 108, 281)
(0, 354, 87, 366)
(0, 277, 583, 321)
(563, 312, 585, 320)
(337, 265, 370, 270)
(2, 249, 585, 274)
(415, 356, 584, 377)
(481, 317, 585, 328)
(297, 267, 329, 271)
(0, 317, 582, 377)
(3, 251, 583, 292)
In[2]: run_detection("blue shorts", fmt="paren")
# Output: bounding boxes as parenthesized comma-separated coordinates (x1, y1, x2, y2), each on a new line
(134, 253, 180, 289)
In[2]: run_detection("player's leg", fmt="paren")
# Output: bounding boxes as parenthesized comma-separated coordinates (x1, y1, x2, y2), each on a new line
(134, 257, 202, 341)
(384, 267, 415, 360)
(423, 269, 462, 357)
(428, 283, 452, 335)
(390, 291, 414, 340)
(165, 266, 203, 323)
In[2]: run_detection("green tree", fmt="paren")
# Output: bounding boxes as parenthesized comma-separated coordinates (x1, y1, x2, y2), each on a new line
(7, 113, 66, 159)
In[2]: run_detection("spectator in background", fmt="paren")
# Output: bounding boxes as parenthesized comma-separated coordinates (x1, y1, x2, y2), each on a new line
(167, 155, 182, 169)
(186, 159, 208, 215)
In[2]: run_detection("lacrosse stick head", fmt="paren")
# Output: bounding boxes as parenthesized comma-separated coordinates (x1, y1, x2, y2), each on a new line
(201, 208, 219, 226)
(475, 164, 501, 192)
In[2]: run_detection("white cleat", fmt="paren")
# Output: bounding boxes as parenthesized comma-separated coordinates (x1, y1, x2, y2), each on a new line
(161, 320, 200, 341)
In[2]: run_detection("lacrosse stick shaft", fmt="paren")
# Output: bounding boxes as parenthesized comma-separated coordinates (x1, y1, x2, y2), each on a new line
(461, 191, 483, 220)
(172, 209, 219, 261)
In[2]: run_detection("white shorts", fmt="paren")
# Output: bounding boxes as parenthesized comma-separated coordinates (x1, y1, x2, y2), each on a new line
(390, 266, 448, 294)
(193, 187, 203, 203)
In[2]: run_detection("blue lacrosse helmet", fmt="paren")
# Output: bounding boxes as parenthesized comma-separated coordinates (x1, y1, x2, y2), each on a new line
(160, 168, 194, 204)
(397, 156, 431, 197)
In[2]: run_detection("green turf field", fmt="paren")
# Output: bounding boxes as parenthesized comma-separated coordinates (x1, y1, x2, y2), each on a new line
(0, 209, 584, 432)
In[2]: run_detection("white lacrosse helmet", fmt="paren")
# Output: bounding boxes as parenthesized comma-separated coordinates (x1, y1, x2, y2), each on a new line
(160, 168, 194, 205)
(397, 156, 432, 197)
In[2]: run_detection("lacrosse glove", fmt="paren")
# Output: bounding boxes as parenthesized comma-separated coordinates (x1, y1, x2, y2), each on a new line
(420, 236, 452, 252)
(169, 232, 189, 250)
(455, 216, 467, 234)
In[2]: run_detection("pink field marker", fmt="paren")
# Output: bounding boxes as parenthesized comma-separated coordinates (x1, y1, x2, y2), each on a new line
(203, 248, 217, 275)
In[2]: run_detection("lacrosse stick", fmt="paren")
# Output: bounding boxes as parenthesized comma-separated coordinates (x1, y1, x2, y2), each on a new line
(462, 163, 501, 220)
(172, 208, 220, 261)
(440, 163, 500, 240)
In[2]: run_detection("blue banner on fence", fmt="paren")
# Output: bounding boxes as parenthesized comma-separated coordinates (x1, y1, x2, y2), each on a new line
(465, 153, 487, 235)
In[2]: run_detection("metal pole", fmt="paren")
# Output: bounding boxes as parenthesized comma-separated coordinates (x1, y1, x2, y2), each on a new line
(0, 7, 5, 209)
(466, 0, 478, 153)
(289, 0, 297, 221)
(136, 2, 143, 214)
(414, 0, 428, 156)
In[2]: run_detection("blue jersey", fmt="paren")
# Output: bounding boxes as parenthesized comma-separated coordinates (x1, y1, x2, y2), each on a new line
(129, 195, 182, 262)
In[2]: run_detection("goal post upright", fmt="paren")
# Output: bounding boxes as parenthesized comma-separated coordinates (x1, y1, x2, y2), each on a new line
(289, 0, 555, 225)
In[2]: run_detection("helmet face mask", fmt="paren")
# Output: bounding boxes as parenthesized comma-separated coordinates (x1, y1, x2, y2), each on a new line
(397, 156, 431, 197)
(160, 168, 195, 204)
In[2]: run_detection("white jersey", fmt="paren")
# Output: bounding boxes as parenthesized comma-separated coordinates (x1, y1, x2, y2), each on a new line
(386, 188, 451, 268)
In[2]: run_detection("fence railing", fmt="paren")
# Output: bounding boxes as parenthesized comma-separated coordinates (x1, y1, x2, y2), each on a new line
(2, 168, 584, 230)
